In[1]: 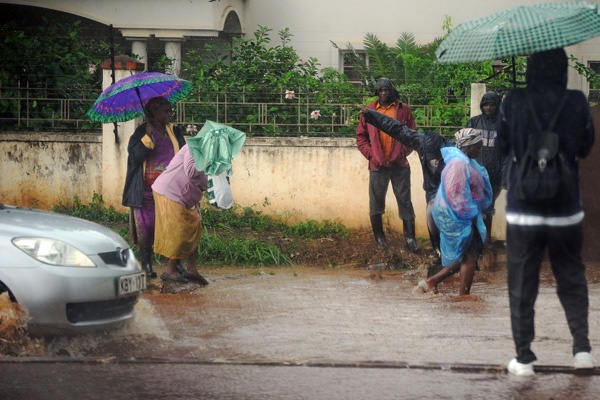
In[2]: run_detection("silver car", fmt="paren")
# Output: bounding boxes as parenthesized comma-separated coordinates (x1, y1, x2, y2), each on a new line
(0, 204, 146, 336)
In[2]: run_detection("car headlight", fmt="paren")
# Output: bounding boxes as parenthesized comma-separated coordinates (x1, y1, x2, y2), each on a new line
(12, 237, 96, 267)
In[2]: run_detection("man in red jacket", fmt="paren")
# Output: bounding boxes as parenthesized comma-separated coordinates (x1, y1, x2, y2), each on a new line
(356, 77, 418, 252)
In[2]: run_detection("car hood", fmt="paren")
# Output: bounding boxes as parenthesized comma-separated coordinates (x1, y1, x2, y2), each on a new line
(0, 205, 128, 254)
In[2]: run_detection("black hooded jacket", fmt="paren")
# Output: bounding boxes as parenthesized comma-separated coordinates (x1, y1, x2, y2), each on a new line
(495, 48, 595, 221)
(466, 91, 505, 189)
(374, 77, 401, 101)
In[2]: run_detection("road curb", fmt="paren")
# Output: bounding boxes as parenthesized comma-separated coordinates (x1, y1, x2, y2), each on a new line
(0, 356, 597, 375)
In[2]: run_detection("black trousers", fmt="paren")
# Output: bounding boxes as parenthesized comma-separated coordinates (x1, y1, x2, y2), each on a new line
(368, 166, 414, 220)
(507, 222, 591, 364)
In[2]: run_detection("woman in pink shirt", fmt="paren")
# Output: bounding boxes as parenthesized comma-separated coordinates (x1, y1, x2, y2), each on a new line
(152, 144, 209, 284)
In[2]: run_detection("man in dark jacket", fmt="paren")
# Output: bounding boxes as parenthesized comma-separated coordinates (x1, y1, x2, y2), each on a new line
(360, 107, 454, 260)
(495, 48, 595, 376)
(466, 91, 505, 245)
(356, 78, 418, 252)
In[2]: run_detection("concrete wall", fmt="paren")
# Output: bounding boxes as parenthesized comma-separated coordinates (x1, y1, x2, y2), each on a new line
(0, 132, 507, 242)
(0, 133, 102, 209)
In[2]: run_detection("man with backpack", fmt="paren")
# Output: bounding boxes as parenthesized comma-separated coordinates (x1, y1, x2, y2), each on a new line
(495, 48, 596, 376)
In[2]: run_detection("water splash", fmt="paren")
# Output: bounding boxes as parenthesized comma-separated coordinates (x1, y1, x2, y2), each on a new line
(115, 297, 171, 340)
(0, 292, 45, 356)
(44, 297, 172, 356)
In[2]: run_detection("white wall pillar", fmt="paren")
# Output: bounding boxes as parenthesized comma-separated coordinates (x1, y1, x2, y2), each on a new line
(130, 39, 148, 69)
(100, 56, 145, 210)
(470, 83, 488, 118)
(163, 40, 182, 76)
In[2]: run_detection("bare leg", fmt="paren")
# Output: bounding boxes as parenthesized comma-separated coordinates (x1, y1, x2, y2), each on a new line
(426, 261, 461, 289)
(185, 251, 199, 275)
(164, 258, 179, 277)
(184, 250, 209, 285)
(459, 249, 478, 295)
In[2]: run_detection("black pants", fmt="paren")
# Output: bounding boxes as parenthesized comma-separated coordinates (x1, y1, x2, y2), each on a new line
(507, 222, 590, 364)
(369, 166, 414, 220)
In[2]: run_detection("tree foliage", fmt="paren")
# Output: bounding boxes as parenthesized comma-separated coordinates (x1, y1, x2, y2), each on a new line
(0, 18, 113, 129)
(182, 25, 359, 101)
(180, 25, 363, 135)
(332, 21, 529, 132)
(0, 18, 109, 92)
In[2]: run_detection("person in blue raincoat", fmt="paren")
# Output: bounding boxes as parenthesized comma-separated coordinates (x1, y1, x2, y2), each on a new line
(415, 128, 492, 296)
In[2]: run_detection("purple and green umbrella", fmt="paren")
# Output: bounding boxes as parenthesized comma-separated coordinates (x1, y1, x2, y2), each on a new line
(87, 72, 193, 123)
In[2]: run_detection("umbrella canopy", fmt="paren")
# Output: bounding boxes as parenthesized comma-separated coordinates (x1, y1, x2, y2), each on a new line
(87, 72, 193, 123)
(436, 1, 600, 63)
(187, 121, 247, 176)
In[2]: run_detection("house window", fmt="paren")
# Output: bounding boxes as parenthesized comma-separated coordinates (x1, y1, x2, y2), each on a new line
(340, 50, 367, 86)
(588, 61, 600, 103)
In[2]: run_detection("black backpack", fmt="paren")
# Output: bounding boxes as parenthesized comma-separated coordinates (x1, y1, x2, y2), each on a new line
(514, 94, 574, 203)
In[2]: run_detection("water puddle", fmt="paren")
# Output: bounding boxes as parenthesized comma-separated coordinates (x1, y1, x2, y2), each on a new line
(1, 265, 598, 368)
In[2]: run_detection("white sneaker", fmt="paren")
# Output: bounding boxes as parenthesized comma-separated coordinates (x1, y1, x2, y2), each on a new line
(574, 352, 595, 370)
(507, 358, 535, 376)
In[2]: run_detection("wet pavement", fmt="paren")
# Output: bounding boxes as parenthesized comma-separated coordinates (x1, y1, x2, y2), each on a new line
(1, 263, 600, 399)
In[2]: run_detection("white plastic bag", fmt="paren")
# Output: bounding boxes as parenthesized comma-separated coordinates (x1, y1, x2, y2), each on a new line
(207, 171, 233, 210)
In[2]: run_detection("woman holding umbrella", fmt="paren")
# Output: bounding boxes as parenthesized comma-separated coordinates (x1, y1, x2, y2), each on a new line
(122, 96, 186, 279)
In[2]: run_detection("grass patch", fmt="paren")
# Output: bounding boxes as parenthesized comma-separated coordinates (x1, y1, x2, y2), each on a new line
(284, 219, 348, 239)
(52, 196, 348, 267)
(202, 205, 349, 239)
(199, 228, 293, 267)
(52, 193, 128, 225)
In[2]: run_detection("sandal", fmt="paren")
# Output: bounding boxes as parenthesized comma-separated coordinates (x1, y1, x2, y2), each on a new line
(182, 272, 209, 285)
(160, 272, 188, 283)
(413, 279, 431, 294)
(175, 260, 186, 275)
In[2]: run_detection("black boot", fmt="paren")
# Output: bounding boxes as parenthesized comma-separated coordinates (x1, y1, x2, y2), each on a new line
(403, 219, 419, 252)
(140, 247, 157, 279)
(370, 214, 388, 250)
(428, 227, 441, 265)
(483, 214, 493, 247)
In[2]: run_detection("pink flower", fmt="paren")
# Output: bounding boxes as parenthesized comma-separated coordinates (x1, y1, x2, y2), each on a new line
(285, 90, 295, 100)
(186, 124, 198, 134)
(88, 64, 97, 74)
(310, 110, 321, 120)
(298, 58, 304, 64)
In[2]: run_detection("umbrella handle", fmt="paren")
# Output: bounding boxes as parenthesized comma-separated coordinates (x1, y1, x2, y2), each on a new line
(135, 87, 147, 118)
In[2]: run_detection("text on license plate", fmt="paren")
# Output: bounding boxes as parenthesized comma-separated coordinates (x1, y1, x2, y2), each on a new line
(118, 273, 146, 296)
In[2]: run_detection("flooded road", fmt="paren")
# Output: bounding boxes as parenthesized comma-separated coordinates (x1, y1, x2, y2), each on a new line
(2, 264, 600, 399)
(51, 265, 599, 366)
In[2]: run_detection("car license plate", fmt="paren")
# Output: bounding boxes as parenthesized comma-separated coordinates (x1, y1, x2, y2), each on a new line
(118, 273, 146, 296)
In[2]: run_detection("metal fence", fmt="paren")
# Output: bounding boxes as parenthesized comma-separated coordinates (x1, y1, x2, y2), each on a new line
(0, 83, 470, 136)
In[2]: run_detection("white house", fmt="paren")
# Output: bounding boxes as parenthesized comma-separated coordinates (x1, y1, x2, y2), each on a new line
(2, 0, 599, 93)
